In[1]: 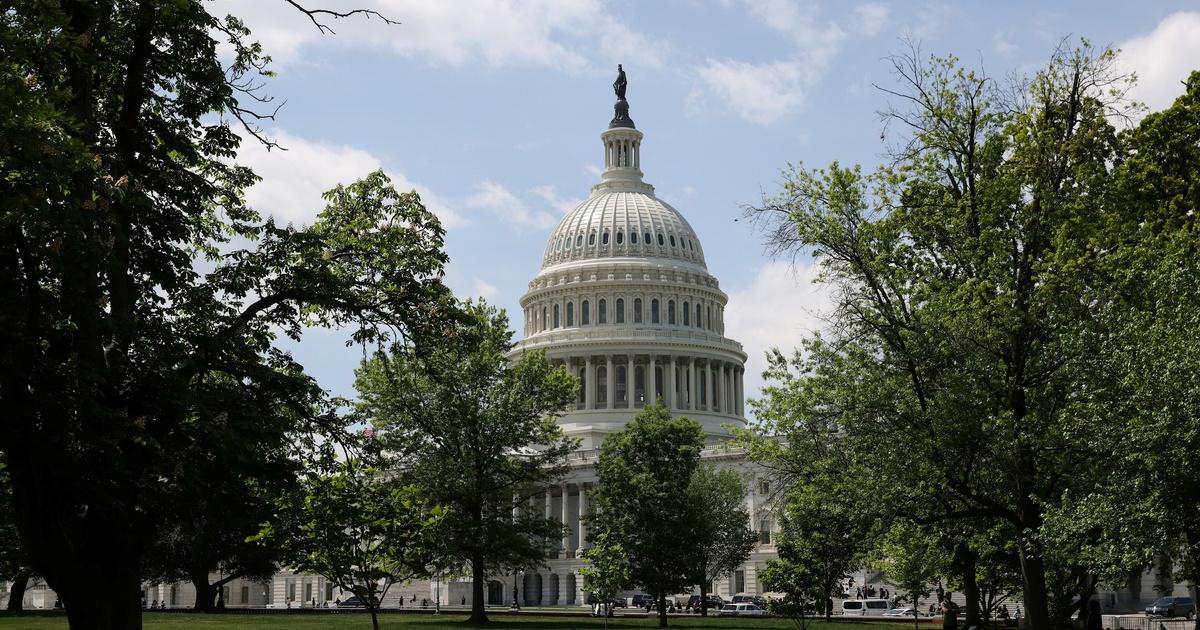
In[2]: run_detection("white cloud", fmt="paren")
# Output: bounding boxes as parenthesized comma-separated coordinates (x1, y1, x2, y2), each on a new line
(855, 3, 890, 36)
(993, 32, 1019, 58)
(208, 0, 665, 72)
(691, 0, 845, 125)
(531, 185, 583, 214)
(464, 181, 557, 230)
(696, 58, 813, 126)
(234, 129, 465, 229)
(725, 261, 833, 411)
(444, 267, 500, 303)
(472, 277, 500, 302)
(1117, 12, 1200, 114)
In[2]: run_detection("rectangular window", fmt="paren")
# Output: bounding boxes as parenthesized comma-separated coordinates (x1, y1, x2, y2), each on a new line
(304, 583, 312, 603)
(241, 586, 250, 604)
(598, 368, 608, 404)
(223, 586, 231, 605)
(759, 479, 770, 496)
(169, 585, 178, 606)
(759, 520, 772, 545)
(735, 571, 745, 594)
(326, 583, 335, 600)
(287, 582, 296, 601)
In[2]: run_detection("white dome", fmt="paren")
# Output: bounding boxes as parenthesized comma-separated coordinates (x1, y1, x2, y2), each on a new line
(541, 191, 707, 271)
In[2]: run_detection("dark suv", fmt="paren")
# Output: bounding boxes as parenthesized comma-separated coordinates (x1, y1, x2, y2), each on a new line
(1145, 597, 1195, 619)
(687, 595, 725, 611)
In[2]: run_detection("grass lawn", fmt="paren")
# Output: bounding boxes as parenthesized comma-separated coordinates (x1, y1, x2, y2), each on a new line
(0, 611, 921, 630)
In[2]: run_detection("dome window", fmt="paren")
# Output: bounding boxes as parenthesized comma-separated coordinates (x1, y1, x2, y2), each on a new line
(669, 235, 676, 247)
(616, 231, 624, 245)
(566, 302, 574, 327)
(588, 233, 596, 246)
(644, 232, 652, 245)
(683, 302, 690, 326)
(599, 299, 607, 324)
(576, 235, 583, 247)
(657, 234, 665, 246)
(707, 305, 713, 330)
(633, 298, 643, 324)
(651, 299, 660, 324)
(695, 304, 702, 328)
(668, 300, 676, 325)
(553, 304, 560, 328)
(542, 307, 547, 331)
(602, 232, 609, 245)
(630, 232, 638, 244)
(582, 300, 591, 325)
(616, 298, 625, 323)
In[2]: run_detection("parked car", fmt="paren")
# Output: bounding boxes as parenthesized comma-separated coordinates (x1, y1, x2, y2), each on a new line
(1145, 597, 1196, 619)
(687, 595, 725, 611)
(719, 602, 767, 617)
(884, 607, 929, 618)
(842, 598, 896, 616)
(337, 596, 367, 608)
(631, 594, 654, 608)
(732, 594, 769, 607)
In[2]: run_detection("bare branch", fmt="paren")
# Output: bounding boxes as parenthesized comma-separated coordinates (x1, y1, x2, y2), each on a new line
(284, 0, 400, 35)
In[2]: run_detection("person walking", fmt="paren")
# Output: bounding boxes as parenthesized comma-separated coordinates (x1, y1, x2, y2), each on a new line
(942, 595, 960, 630)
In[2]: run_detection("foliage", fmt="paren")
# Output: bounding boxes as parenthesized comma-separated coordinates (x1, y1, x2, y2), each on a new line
(876, 523, 941, 630)
(354, 300, 578, 625)
(685, 465, 757, 616)
(581, 529, 630, 630)
(743, 40, 1142, 630)
(0, 2, 445, 627)
(590, 402, 705, 629)
(255, 445, 445, 630)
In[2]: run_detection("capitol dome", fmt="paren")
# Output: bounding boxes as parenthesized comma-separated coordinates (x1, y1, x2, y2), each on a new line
(514, 83, 746, 447)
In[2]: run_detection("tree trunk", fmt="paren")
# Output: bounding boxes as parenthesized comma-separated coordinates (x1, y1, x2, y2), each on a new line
(1017, 542, 1051, 630)
(657, 592, 669, 628)
(6, 571, 30, 611)
(700, 581, 708, 617)
(191, 572, 215, 612)
(468, 549, 488, 624)
(957, 545, 981, 628)
(369, 605, 380, 630)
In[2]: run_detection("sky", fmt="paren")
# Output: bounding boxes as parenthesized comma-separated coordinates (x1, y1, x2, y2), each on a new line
(208, 0, 1200, 410)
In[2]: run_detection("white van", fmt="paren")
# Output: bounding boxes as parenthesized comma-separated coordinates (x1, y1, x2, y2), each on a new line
(842, 599, 896, 616)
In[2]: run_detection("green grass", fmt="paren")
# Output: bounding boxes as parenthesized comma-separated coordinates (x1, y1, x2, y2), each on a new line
(0, 611, 920, 630)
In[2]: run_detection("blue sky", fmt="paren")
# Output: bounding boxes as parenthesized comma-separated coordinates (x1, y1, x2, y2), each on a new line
(211, 0, 1200, 406)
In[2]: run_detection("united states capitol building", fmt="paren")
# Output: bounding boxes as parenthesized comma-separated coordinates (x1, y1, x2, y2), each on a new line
(1, 76, 1188, 614)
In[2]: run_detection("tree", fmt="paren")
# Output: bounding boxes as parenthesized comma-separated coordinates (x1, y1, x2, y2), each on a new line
(877, 523, 942, 630)
(590, 402, 705, 628)
(354, 300, 578, 625)
(0, 1, 449, 621)
(581, 529, 630, 630)
(0, 457, 34, 612)
(743, 40, 1136, 630)
(685, 465, 757, 616)
(256, 446, 445, 630)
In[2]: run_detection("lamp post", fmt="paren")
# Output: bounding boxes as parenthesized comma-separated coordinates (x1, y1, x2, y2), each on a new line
(511, 571, 523, 610)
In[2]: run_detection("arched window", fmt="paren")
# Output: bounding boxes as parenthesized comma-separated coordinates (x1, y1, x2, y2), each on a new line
(582, 300, 590, 325)
(575, 234, 583, 247)
(553, 304, 560, 328)
(669, 235, 676, 247)
(588, 233, 596, 246)
(657, 233, 665, 246)
(599, 299, 607, 324)
(602, 232, 609, 245)
(683, 301, 690, 326)
(651, 299, 660, 324)
(707, 306, 712, 330)
(696, 304, 702, 328)
(633, 298, 643, 324)
(634, 365, 646, 406)
(631, 232, 638, 244)
(644, 232, 652, 245)
(616, 231, 624, 245)
(616, 298, 625, 323)
(668, 300, 676, 325)
(542, 307, 547, 331)
(566, 302, 574, 326)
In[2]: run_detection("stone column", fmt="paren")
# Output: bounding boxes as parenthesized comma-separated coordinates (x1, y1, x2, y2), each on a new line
(545, 491, 554, 558)
(576, 484, 588, 556)
(561, 484, 570, 557)
(585, 356, 595, 410)
(626, 355, 635, 408)
(606, 356, 615, 411)
(688, 359, 697, 410)
(576, 572, 586, 607)
(722, 363, 730, 414)
(541, 572, 553, 606)
(558, 574, 570, 607)
(667, 356, 677, 410)
(648, 355, 657, 404)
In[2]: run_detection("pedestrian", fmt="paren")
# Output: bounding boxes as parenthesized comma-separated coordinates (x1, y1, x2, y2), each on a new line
(335, 597, 341, 607)
(856, 587, 863, 599)
(937, 583, 945, 602)
(942, 596, 960, 630)
(151, 599, 157, 609)
(1087, 600, 1103, 630)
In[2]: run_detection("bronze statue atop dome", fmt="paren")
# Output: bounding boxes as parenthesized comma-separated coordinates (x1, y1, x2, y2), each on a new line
(610, 64, 635, 129)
